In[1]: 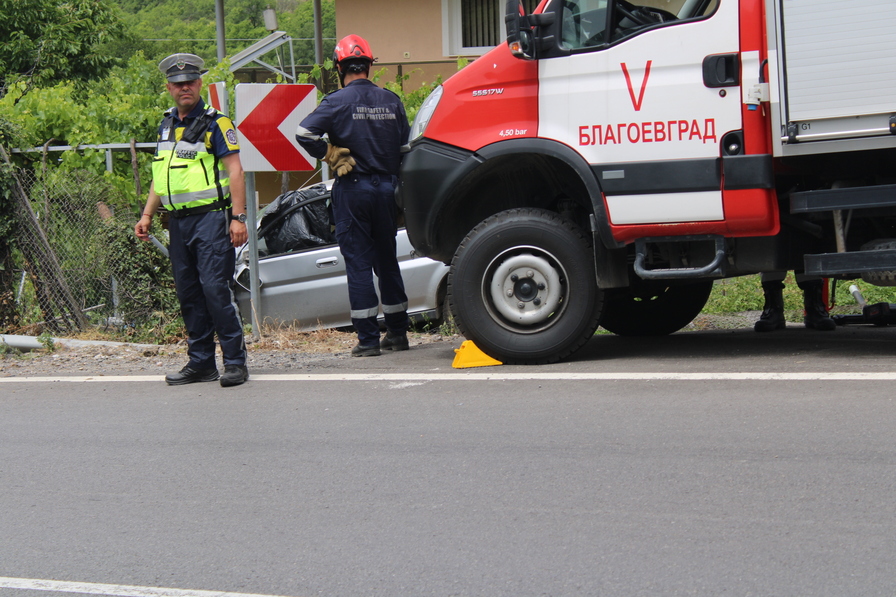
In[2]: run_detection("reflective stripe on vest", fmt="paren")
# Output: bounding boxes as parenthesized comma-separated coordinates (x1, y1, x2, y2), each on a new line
(153, 126, 230, 212)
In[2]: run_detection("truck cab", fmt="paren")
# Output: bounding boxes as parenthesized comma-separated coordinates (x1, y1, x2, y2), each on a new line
(398, 0, 896, 364)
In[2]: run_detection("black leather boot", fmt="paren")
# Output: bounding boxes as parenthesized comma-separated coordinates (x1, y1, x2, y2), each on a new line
(798, 279, 836, 331)
(220, 364, 249, 387)
(754, 280, 786, 332)
(165, 365, 219, 385)
(380, 331, 409, 351)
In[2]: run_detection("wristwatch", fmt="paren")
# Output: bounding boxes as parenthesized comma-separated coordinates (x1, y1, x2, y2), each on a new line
(231, 213, 247, 223)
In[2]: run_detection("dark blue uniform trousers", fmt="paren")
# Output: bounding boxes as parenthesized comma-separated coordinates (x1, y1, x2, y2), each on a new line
(332, 173, 409, 346)
(168, 210, 246, 369)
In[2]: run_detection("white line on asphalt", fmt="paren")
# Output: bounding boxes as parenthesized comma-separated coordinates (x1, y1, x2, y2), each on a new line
(0, 576, 298, 597)
(1, 371, 895, 383)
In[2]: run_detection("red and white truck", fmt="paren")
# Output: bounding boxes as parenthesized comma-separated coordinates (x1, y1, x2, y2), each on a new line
(397, 0, 896, 364)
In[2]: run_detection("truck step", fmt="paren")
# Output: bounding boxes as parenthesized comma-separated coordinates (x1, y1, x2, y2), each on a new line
(804, 249, 896, 276)
(790, 184, 896, 213)
(634, 236, 726, 280)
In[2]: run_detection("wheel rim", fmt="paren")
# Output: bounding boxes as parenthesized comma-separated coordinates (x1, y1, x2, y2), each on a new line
(483, 246, 566, 332)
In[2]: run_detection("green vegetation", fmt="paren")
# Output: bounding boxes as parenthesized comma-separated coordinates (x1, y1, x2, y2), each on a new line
(98, 215, 186, 344)
(115, 0, 335, 67)
(706, 275, 896, 321)
(0, 121, 20, 330)
(0, 0, 127, 101)
(378, 60, 464, 125)
(37, 331, 56, 352)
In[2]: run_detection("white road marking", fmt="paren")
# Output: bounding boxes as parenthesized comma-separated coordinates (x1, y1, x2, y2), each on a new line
(0, 576, 297, 597)
(388, 381, 428, 389)
(0, 371, 894, 383)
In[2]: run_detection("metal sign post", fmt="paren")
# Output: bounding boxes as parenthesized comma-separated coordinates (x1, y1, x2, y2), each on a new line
(244, 171, 262, 339)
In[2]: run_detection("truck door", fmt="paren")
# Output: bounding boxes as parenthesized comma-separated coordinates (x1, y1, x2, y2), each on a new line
(536, 0, 776, 243)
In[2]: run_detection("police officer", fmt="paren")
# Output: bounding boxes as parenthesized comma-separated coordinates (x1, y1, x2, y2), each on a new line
(135, 53, 250, 386)
(296, 35, 411, 356)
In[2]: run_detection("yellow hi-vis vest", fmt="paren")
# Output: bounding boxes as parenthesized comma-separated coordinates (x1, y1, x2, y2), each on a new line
(152, 107, 231, 213)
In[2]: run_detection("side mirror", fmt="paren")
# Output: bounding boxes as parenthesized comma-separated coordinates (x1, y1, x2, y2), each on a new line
(234, 264, 262, 291)
(505, 0, 556, 59)
(517, 29, 534, 58)
(528, 13, 556, 54)
(505, 0, 527, 57)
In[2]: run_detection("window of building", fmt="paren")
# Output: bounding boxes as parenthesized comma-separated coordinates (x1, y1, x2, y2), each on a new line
(444, 0, 540, 56)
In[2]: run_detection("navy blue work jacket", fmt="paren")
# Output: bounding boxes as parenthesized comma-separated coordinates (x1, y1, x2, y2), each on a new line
(296, 79, 410, 176)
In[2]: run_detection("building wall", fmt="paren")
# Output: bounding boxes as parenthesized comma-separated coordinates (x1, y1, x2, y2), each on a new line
(335, 0, 463, 90)
(337, 0, 443, 63)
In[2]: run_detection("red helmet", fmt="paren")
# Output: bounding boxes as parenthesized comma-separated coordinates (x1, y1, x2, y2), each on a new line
(333, 34, 375, 65)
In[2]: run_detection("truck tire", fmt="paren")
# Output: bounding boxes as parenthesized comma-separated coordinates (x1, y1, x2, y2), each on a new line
(599, 280, 713, 336)
(448, 208, 602, 364)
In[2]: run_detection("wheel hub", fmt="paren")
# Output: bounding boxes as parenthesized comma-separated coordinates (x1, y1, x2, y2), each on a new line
(514, 275, 540, 302)
(489, 252, 562, 325)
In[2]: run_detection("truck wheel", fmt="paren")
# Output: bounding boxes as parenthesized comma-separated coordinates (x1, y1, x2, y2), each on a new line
(599, 280, 713, 336)
(449, 208, 602, 364)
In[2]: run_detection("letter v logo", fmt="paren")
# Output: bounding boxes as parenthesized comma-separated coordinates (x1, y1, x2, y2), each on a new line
(621, 61, 653, 111)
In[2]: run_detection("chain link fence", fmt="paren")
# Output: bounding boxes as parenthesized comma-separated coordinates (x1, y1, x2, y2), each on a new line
(8, 164, 177, 338)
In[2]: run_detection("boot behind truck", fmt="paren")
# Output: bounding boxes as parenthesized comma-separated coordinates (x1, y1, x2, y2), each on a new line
(397, 0, 896, 364)
(763, 0, 896, 325)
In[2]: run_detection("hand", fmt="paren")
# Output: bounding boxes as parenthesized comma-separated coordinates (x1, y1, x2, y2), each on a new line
(135, 215, 152, 241)
(333, 153, 355, 176)
(230, 220, 248, 247)
(325, 144, 356, 176)
(324, 143, 350, 167)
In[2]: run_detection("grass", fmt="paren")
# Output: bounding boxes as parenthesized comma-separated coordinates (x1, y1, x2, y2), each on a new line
(705, 274, 896, 321)
(249, 323, 359, 354)
(244, 317, 458, 354)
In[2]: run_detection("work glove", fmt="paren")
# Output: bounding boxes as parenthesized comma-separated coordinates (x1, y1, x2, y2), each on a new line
(324, 144, 356, 177)
(333, 153, 355, 177)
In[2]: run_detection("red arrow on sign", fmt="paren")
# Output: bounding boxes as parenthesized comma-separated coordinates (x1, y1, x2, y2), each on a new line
(238, 85, 314, 171)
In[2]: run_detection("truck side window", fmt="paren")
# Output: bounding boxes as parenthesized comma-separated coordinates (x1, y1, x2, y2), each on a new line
(560, 0, 717, 51)
(609, 1, 679, 43)
(562, 0, 609, 49)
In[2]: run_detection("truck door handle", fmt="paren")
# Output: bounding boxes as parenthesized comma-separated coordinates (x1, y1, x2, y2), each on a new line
(703, 53, 740, 88)
(316, 257, 339, 268)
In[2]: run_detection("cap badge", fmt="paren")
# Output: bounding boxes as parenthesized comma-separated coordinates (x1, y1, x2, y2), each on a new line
(176, 59, 187, 70)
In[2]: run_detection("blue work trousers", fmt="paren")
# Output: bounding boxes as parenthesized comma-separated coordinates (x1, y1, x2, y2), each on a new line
(332, 173, 409, 346)
(168, 210, 246, 369)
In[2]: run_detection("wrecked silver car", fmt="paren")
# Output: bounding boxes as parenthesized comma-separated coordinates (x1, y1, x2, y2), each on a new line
(234, 181, 449, 330)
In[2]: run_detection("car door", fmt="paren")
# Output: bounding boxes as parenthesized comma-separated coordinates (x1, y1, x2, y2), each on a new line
(252, 240, 351, 329)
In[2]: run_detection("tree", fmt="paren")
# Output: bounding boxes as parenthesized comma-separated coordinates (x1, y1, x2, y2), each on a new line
(0, 0, 127, 101)
(279, 0, 336, 65)
(115, 0, 335, 68)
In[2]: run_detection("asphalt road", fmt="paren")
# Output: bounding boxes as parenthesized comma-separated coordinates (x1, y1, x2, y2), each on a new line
(2, 326, 896, 597)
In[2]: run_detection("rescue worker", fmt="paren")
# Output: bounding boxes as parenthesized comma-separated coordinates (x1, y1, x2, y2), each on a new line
(295, 35, 411, 357)
(754, 272, 835, 332)
(135, 53, 250, 386)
